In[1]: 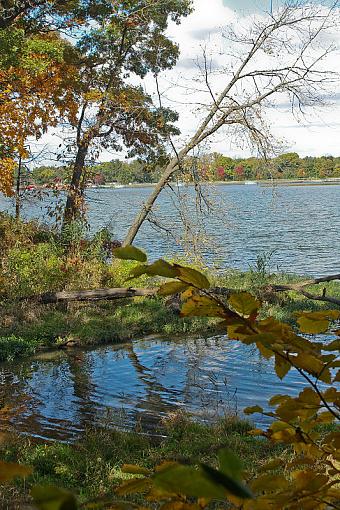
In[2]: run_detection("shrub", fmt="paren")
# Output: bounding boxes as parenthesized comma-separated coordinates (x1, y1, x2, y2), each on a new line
(3, 243, 65, 298)
(0, 335, 39, 361)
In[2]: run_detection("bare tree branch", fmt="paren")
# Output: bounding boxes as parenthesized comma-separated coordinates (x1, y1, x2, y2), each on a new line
(123, 2, 339, 245)
(267, 274, 340, 307)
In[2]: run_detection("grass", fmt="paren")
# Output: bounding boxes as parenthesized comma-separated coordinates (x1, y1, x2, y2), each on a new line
(0, 270, 339, 361)
(0, 297, 216, 348)
(0, 335, 40, 362)
(217, 268, 340, 324)
(0, 213, 339, 360)
(0, 415, 289, 509)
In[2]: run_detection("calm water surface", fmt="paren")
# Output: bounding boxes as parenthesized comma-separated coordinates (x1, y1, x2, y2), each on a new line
(0, 183, 339, 275)
(0, 335, 332, 441)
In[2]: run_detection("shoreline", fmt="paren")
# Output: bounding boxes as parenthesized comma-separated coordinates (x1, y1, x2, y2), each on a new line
(20, 177, 340, 191)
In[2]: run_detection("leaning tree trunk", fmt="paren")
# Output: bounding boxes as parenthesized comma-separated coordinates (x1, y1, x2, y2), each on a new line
(63, 144, 89, 226)
(122, 157, 180, 246)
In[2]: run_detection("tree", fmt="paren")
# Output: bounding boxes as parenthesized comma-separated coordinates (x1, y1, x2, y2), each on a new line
(274, 152, 301, 178)
(123, 2, 339, 245)
(0, 0, 104, 31)
(318, 156, 335, 178)
(0, 27, 78, 195)
(61, 0, 192, 225)
(234, 164, 245, 180)
(0, 0, 52, 29)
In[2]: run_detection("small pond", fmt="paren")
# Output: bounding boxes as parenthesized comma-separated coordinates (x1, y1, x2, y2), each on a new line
(0, 335, 332, 442)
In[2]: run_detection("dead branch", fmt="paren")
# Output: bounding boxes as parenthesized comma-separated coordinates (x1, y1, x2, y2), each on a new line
(266, 274, 340, 307)
(123, 3, 339, 246)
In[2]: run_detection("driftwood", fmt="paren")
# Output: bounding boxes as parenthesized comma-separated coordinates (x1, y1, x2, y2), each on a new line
(24, 274, 340, 307)
(265, 274, 340, 307)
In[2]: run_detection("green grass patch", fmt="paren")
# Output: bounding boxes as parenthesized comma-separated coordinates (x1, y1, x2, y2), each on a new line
(0, 335, 39, 362)
(0, 416, 288, 508)
(1, 269, 339, 360)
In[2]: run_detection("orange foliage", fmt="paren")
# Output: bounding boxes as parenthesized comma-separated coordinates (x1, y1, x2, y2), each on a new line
(0, 39, 79, 195)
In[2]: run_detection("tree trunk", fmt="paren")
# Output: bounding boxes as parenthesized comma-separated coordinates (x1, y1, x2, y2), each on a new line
(122, 158, 179, 245)
(15, 155, 22, 221)
(63, 144, 89, 226)
(123, 132, 207, 246)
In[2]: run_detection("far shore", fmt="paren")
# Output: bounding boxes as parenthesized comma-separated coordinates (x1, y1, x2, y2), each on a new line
(20, 177, 340, 191)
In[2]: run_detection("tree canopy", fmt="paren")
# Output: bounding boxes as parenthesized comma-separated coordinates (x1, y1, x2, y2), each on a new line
(0, 26, 79, 195)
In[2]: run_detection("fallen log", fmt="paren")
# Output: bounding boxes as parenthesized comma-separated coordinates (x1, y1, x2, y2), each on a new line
(24, 286, 234, 305)
(21, 274, 340, 307)
(35, 287, 158, 304)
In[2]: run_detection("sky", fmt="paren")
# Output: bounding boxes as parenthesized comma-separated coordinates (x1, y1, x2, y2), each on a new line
(149, 0, 340, 159)
(33, 0, 340, 164)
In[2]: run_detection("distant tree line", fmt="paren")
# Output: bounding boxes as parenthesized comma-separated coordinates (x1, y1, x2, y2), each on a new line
(193, 152, 340, 182)
(28, 152, 340, 187)
(28, 160, 160, 187)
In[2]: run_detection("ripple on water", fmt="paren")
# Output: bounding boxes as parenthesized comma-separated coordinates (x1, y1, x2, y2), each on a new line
(0, 334, 333, 441)
(0, 184, 339, 275)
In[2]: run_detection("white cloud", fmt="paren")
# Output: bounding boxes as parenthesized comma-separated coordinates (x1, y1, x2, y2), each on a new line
(31, 0, 340, 165)
(153, 0, 340, 158)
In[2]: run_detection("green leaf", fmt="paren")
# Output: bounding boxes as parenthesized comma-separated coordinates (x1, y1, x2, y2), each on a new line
(218, 449, 243, 481)
(200, 464, 253, 499)
(113, 246, 147, 262)
(175, 265, 210, 289)
(31, 485, 78, 510)
(158, 281, 189, 296)
(228, 292, 260, 317)
(153, 463, 226, 499)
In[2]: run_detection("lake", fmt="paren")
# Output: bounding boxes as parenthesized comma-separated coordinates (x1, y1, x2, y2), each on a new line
(0, 182, 339, 275)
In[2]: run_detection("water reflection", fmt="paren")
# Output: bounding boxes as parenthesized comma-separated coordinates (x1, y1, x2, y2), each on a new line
(0, 336, 322, 441)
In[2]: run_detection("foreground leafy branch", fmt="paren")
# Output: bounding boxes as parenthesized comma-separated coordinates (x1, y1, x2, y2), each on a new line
(109, 246, 340, 510)
(1, 245, 339, 509)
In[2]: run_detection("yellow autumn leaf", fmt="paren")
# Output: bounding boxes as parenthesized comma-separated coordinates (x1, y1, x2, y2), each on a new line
(243, 405, 263, 415)
(293, 353, 324, 376)
(175, 265, 210, 289)
(228, 292, 260, 317)
(274, 354, 291, 379)
(158, 281, 189, 296)
(297, 317, 329, 334)
(121, 464, 151, 475)
(180, 295, 226, 318)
